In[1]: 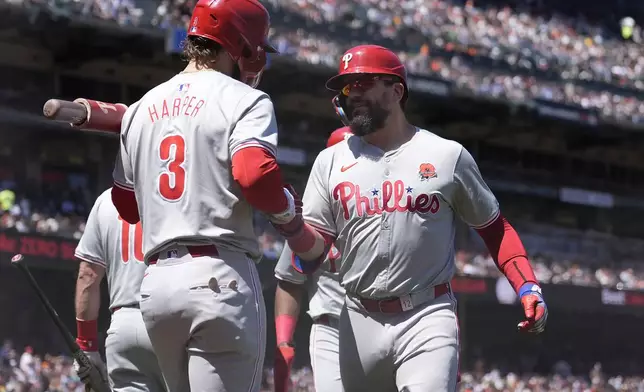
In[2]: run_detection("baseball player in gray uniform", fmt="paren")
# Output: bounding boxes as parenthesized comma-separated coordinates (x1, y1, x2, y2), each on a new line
(280, 45, 549, 392)
(109, 1, 306, 391)
(273, 127, 352, 392)
(74, 188, 166, 392)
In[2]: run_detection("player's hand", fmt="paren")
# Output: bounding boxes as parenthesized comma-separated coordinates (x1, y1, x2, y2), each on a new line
(74, 351, 108, 388)
(270, 186, 304, 237)
(517, 283, 548, 334)
(274, 343, 295, 392)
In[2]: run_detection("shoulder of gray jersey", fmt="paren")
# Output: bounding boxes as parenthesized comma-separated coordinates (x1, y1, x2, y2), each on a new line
(311, 140, 342, 172)
(119, 99, 142, 140)
(230, 85, 272, 122)
(74, 188, 117, 268)
(416, 127, 464, 151)
(95, 187, 114, 205)
(416, 127, 466, 165)
(274, 242, 308, 285)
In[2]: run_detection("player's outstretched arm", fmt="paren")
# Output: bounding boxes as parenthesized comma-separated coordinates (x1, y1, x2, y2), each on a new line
(453, 147, 547, 334)
(273, 280, 305, 392)
(284, 150, 337, 273)
(228, 93, 328, 260)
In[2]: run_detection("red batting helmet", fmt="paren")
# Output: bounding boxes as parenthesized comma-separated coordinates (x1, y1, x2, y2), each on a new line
(188, 0, 277, 88)
(326, 45, 408, 125)
(326, 45, 407, 92)
(326, 126, 353, 147)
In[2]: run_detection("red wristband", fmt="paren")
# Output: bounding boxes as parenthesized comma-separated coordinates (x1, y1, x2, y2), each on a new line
(76, 319, 98, 351)
(275, 314, 297, 345)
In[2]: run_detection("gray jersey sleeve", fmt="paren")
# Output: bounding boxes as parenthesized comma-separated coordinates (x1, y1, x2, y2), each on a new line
(452, 146, 500, 228)
(74, 196, 106, 268)
(302, 151, 337, 238)
(274, 242, 308, 285)
(229, 91, 278, 158)
(112, 105, 137, 191)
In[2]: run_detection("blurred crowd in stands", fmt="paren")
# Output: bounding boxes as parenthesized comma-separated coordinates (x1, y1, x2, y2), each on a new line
(2, 341, 644, 391)
(0, 181, 86, 240)
(5, 0, 644, 124)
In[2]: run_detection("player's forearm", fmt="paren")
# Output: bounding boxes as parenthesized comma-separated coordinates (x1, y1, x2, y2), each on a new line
(275, 280, 304, 345)
(286, 223, 328, 260)
(286, 224, 332, 274)
(75, 261, 103, 320)
(75, 261, 104, 351)
(476, 214, 538, 293)
(275, 280, 304, 317)
(231, 147, 289, 213)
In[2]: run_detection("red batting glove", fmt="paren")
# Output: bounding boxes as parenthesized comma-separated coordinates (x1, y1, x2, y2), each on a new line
(517, 283, 548, 334)
(274, 344, 295, 392)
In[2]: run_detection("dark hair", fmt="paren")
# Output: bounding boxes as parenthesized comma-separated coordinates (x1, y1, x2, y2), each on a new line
(182, 36, 223, 70)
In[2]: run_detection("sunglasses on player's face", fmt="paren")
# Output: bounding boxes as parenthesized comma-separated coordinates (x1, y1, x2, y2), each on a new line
(341, 75, 398, 96)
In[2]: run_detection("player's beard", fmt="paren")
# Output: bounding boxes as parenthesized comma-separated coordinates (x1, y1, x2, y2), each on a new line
(347, 98, 389, 137)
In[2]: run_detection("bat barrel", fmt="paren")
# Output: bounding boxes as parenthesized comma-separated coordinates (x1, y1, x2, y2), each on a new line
(43, 99, 88, 125)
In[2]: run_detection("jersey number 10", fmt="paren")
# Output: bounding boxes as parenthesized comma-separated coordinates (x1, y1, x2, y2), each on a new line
(118, 216, 144, 263)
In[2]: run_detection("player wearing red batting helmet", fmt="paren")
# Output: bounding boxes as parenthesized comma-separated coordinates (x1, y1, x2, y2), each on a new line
(110, 0, 310, 391)
(184, 0, 277, 87)
(282, 44, 548, 391)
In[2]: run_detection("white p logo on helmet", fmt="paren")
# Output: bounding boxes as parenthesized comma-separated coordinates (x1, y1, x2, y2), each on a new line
(342, 53, 353, 70)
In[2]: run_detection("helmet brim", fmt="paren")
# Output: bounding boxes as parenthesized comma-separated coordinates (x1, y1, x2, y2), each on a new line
(263, 42, 278, 54)
(325, 67, 403, 91)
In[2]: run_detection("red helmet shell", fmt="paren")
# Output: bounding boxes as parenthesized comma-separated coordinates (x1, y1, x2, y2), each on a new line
(325, 45, 407, 91)
(326, 126, 353, 147)
(188, 0, 277, 87)
(188, 0, 277, 60)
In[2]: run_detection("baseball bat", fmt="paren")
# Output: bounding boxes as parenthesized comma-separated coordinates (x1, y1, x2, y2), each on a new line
(43, 98, 127, 135)
(11, 254, 111, 392)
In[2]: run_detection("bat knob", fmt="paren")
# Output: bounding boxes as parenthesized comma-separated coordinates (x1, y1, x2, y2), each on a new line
(11, 254, 24, 264)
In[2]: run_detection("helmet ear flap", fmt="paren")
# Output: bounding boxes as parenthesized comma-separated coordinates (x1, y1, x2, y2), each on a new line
(332, 95, 350, 126)
(237, 48, 267, 88)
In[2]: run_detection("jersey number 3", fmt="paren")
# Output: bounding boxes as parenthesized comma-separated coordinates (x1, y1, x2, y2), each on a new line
(119, 216, 144, 263)
(158, 134, 186, 201)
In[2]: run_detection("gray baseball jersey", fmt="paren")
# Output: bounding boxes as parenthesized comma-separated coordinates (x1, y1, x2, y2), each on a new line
(274, 243, 344, 320)
(112, 72, 278, 260)
(75, 188, 146, 309)
(302, 128, 499, 299)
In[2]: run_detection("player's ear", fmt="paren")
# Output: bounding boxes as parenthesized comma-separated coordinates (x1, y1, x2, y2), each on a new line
(392, 82, 405, 104)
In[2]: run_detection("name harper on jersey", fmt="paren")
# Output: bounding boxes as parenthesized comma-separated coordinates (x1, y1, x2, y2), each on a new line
(147, 96, 205, 123)
(333, 180, 440, 219)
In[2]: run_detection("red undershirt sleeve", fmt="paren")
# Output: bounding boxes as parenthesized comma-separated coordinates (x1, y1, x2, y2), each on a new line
(111, 186, 140, 224)
(476, 214, 538, 293)
(232, 146, 288, 214)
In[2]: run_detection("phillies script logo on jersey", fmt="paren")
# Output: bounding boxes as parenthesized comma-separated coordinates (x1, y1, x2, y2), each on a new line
(333, 180, 440, 219)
